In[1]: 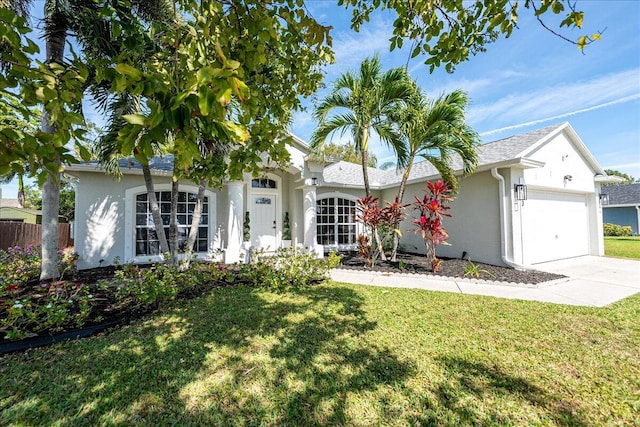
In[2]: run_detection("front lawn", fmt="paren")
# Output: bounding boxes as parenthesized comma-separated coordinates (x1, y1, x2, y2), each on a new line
(605, 236, 640, 259)
(2, 283, 638, 426)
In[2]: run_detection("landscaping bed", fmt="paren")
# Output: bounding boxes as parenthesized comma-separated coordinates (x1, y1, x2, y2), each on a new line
(338, 251, 566, 284)
(1, 247, 341, 346)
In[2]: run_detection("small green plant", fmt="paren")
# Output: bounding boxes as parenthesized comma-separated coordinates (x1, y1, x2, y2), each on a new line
(243, 211, 251, 241)
(282, 212, 291, 240)
(398, 259, 407, 271)
(463, 259, 496, 279)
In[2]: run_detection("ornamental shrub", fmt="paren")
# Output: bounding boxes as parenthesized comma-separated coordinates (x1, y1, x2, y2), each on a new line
(603, 223, 633, 236)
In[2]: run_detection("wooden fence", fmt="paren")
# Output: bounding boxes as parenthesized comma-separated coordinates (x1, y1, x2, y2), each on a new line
(0, 223, 73, 251)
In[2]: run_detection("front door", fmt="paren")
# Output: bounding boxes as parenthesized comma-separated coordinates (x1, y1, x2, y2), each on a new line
(251, 194, 277, 250)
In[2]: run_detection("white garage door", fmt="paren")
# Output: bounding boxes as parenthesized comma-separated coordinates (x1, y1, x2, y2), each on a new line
(521, 191, 590, 264)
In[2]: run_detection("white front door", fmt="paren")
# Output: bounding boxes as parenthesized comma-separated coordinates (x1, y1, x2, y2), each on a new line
(251, 194, 277, 250)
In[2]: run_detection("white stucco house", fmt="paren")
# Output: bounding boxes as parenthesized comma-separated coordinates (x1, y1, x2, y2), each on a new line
(67, 122, 616, 270)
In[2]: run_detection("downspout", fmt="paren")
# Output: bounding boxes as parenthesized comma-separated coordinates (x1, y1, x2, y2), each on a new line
(636, 206, 640, 236)
(491, 168, 528, 271)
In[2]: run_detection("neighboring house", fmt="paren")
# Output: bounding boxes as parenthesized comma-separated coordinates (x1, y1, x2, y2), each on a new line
(0, 199, 42, 224)
(68, 122, 617, 270)
(601, 183, 640, 235)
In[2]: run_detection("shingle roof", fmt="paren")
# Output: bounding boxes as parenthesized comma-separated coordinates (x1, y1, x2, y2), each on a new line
(0, 198, 22, 208)
(83, 155, 175, 172)
(601, 183, 640, 205)
(323, 123, 566, 187)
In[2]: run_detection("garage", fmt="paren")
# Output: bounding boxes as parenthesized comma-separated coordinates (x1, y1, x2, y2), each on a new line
(521, 190, 590, 264)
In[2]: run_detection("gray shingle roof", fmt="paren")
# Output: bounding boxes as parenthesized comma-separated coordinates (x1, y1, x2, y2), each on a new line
(323, 123, 566, 187)
(601, 183, 640, 205)
(83, 155, 175, 172)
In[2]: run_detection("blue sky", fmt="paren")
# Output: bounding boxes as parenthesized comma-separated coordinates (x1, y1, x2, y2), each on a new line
(1, 0, 639, 199)
(292, 0, 640, 177)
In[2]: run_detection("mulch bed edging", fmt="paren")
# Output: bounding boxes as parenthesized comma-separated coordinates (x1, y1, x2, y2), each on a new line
(0, 319, 124, 355)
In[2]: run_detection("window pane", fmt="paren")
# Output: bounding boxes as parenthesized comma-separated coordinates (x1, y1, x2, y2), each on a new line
(177, 203, 186, 213)
(161, 202, 170, 213)
(197, 240, 208, 252)
(188, 193, 198, 202)
(136, 194, 147, 202)
(198, 227, 208, 238)
(136, 214, 144, 226)
(177, 215, 187, 225)
(178, 192, 187, 202)
(160, 192, 171, 202)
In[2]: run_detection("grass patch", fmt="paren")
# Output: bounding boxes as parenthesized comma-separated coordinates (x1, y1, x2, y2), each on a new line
(2, 284, 639, 426)
(605, 236, 640, 259)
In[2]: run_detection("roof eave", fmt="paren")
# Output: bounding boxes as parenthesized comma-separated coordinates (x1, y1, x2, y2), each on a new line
(595, 175, 626, 184)
(65, 163, 172, 177)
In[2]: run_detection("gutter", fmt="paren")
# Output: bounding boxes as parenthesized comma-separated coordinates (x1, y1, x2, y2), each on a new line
(490, 168, 528, 271)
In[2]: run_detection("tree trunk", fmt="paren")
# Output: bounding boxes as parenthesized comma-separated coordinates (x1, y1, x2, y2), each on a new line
(391, 154, 414, 261)
(17, 174, 25, 208)
(40, 24, 66, 281)
(40, 163, 60, 280)
(142, 163, 170, 257)
(169, 178, 179, 265)
(361, 147, 371, 198)
(180, 178, 206, 271)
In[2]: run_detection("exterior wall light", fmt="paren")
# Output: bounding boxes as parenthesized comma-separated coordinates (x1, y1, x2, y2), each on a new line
(564, 174, 573, 182)
(311, 177, 318, 186)
(514, 184, 527, 201)
(599, 193, 609, 206)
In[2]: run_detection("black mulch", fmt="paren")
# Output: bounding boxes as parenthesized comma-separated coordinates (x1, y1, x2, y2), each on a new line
(338, 252, 566, 285)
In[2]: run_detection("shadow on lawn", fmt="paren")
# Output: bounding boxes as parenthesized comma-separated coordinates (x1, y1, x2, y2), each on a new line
(409, 356, 588, 426)
(1, 285, 414, 426)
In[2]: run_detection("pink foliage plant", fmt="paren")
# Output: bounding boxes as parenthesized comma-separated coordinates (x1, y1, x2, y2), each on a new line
(413, 180, 454, 272)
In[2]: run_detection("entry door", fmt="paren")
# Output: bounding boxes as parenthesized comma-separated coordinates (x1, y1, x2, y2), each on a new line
(251, 194, 277, 250)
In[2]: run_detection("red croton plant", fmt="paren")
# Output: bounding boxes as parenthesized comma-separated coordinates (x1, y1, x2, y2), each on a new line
(356, 196, 408, 267)
(413, 180, 455, 272)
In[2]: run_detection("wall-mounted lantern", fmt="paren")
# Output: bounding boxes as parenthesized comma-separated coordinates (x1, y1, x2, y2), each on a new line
(311, 176, 318, 186)
(514, 184, 527, 201)
(564, 174, 573, 182)
(599, 193, 609, 206)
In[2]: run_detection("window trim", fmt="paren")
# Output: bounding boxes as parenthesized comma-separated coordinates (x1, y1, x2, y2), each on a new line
(124, 184, 217, 263)
(316, 192, 361, 251)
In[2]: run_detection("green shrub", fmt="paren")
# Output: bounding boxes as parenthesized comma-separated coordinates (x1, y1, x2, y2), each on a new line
(241, 248, 341, 288)
(603, 223, 633, 236)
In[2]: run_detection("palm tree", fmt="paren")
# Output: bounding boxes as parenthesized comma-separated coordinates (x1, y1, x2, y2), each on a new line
(389, 86, 480, 260)
(310, 55, 411, 197)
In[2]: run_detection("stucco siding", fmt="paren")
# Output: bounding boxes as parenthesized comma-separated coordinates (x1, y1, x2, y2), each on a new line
(383, 172, 502, 266)
(603, 207, 639, 234)
(524, 132, 596, 193)
(75, 172, 222, 269)
(74, 172, 136, 269)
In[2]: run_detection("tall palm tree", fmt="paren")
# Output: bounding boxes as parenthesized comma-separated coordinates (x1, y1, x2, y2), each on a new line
(389, 86, 480, 260)
(310, 55, 411, 197)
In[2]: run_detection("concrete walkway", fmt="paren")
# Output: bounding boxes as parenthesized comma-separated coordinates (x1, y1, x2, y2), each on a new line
(330, 256, 640, 307)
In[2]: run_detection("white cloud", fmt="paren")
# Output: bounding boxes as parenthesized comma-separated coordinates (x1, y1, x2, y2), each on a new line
(480, 94, 640, 136)
(469, 68, 640, 127)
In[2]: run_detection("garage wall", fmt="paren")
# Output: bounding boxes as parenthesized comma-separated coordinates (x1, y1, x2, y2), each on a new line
(382, 171, 503, 266)
(518, 129, 603, 263)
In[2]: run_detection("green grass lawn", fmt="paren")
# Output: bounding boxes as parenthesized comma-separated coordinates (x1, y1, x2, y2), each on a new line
(2, 284, 639, 426)
(605, 236, 640, 259)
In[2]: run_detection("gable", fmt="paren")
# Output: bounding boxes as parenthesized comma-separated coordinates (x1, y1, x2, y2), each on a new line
(521, 126, 603, 192)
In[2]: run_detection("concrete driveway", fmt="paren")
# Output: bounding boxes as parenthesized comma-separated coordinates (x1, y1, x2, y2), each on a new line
(532, 256, 640, 307)
(330, 256, 640, 307)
